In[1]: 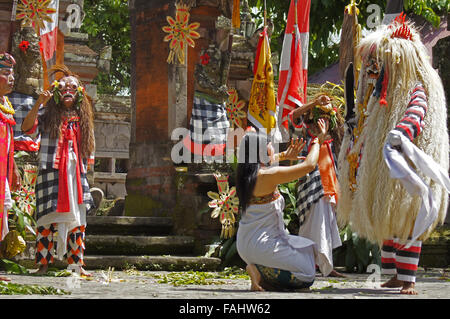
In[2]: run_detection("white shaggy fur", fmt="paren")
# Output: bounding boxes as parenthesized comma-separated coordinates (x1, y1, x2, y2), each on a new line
(337, 22, 449, 246)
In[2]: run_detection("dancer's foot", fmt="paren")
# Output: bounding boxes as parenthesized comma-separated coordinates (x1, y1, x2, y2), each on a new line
(328, 269, 346, 278)
(400, 281, 418, 295)
(79, 267, 92, 277)
(35, 264, 49, 275)
(246, 264, 265, 292)
(381, 275, 403, 288)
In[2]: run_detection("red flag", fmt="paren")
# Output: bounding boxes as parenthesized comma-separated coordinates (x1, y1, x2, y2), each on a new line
(277, 0, 311, 140)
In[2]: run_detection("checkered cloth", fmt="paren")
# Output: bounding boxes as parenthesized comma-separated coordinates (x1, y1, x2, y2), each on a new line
(288, 112, 325, 226)
(22, 109, 93, 220)
(35, 166, 92, 220)
(183, 92, 230, 157)
(8, 92, 41, 152)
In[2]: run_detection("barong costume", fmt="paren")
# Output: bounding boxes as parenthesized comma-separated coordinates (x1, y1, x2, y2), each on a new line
(337, 15, 449, 282)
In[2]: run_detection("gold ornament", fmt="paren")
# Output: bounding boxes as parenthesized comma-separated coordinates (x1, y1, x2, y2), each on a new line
(207, 173, 240, 239)
(16, 0, 57, 33)
(162, 3, 200, 65)
(226, 89, 247, 128)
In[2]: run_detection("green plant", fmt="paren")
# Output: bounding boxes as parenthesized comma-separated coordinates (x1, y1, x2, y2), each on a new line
(0, 281, 70, 295)
(333, 225, 381, 273)
(9, 198, 36, 240)
(278, 181, 300, 234)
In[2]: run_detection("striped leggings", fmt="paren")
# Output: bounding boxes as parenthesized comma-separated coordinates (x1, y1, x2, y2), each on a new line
(35, 224, 86, 266)
(381, 239, 422, 283)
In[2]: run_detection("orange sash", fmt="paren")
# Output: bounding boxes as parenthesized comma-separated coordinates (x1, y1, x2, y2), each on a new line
(318, 141, 339, 203)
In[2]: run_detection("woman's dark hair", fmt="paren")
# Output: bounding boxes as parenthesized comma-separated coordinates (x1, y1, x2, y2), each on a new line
(235, 131, 270, 213)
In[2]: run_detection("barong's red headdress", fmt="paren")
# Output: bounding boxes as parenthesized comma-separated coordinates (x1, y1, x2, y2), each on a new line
(389, 12, 412, 41)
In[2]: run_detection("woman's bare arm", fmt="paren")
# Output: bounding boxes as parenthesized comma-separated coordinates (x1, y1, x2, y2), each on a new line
(254, 119, 328, 194)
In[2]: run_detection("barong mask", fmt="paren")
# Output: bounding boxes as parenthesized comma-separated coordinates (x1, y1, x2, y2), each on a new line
(51, 76, 85, 110)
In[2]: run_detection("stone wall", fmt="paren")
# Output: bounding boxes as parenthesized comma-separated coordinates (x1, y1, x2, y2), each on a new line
(93, 95, 131, 199)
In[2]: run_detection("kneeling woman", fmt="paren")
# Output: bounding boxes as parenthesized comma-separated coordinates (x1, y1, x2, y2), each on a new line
(236, 119, 328, 291)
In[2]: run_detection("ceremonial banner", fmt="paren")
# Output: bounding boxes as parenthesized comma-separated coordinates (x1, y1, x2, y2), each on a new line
(247, 27, 276, 134)
(39, 0, 59, 62)
(277, 0, 311, 141)
(16, 0, 60, 88)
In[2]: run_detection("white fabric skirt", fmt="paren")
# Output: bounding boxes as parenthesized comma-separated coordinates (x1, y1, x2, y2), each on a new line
(36, 145, 86, 259)
(298, 197, 342, 276)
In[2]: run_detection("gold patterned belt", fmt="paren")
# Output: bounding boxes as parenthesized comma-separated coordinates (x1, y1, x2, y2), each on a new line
(249, 191, 281, 205)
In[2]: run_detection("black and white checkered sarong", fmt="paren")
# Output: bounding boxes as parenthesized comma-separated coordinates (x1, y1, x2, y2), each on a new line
(184, 93, 229, 156)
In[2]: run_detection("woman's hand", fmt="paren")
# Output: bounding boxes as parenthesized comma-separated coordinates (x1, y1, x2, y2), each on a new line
(11, 162, 21, 192)
(317, 118, 329, 144)
(283, 137, 307, 161)
(36, 90, 53, 107)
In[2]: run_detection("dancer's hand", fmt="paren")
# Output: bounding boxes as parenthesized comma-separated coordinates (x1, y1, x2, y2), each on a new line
(36, 90, 53, 107)
(11, 165, 21, 192)
(315, 94, 331, 106)
(283, 137, 307, 161)
(317, 118, 329, 144)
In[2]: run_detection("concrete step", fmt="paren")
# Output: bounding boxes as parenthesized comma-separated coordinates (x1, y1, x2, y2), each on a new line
(85, 235, 195, 255)
(86, 216, 173, 236)
(16, 255, 222, 271)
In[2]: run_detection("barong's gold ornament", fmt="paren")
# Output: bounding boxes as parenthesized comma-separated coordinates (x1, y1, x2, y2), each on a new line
(162, 3, 200, 65)
(207, 174, 239, 238)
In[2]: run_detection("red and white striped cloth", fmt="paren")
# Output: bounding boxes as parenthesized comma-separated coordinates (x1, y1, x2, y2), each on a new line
(393, 84, 427, 142)
(277, 0, 311, 142)
(381, 238, 422, 283)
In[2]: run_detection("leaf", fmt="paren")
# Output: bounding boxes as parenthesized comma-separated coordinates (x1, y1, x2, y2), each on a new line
(0, 259, 29, 275)
(207, 191, 220, 200)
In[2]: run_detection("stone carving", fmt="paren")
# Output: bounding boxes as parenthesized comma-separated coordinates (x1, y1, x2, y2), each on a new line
(11, 27, 42, 97)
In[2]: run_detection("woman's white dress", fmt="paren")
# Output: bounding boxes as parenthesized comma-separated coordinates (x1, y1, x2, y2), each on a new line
(237, 192, 317, 283)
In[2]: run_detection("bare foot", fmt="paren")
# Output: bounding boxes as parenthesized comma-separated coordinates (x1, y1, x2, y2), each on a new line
(246, 264, 265, 292)
(328, 269, 346, 278)
(400, 281, 418, 295)
(79, 267, 92, 278)
(0, 276, 11, 282)
(35, 264, 49, 275)
(381, 275, 403, 288)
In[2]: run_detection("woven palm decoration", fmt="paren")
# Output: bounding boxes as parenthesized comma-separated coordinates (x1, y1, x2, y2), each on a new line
(16, 0, 57, 33)
(207, 173, 239, 238)
(162, 2, 200, 65)
(226, 88, 247, 128)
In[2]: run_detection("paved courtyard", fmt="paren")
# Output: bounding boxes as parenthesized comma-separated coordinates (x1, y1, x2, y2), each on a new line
(1, 267, 448, 300)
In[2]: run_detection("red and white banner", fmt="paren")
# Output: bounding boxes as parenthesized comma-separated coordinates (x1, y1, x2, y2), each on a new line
(40, 0, 59, 62)
(277, 0, 311, 141)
